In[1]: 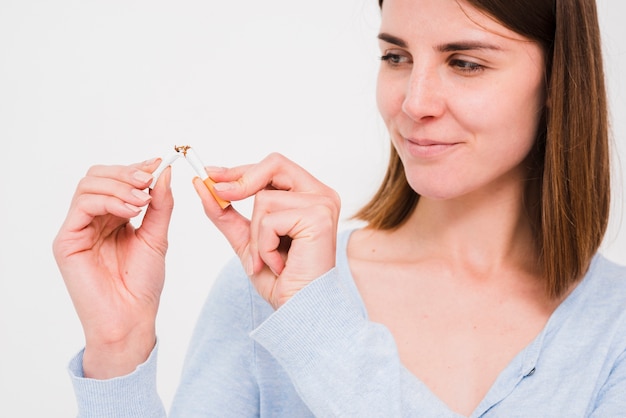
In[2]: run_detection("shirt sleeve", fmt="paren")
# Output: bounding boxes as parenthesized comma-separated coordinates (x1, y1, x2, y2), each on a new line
(67, 344, 166, 418)
(250, 267, 458, 418)
(67, 258, 259, 418)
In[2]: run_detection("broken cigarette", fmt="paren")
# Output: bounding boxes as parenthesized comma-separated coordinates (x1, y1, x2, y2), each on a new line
(149, 145, 230, 209)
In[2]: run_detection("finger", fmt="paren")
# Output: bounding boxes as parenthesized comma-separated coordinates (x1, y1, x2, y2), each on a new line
(192, 177, 253, 264)
(204, 164, 253, 182)
(61, 192, 144, 235)
(137, 167, 174, 254)
(74, 175, 153, 210)
(84, 164, 156, 191)
(209, 153, 329, 202)
(255, 202, 338, 279)
(255, 212, 288, 276)
(133, 157, 161, 171)
(248, 189, 339, 274)
(54, 158, 162, 261)
(109, 157, 162, 173)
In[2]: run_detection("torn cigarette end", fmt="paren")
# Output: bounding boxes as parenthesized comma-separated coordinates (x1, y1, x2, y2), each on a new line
(174, 145, 191, 156)
(150, 152, 181, 189)
(203, 177, 231, 209)
(151, 145, 231, 209)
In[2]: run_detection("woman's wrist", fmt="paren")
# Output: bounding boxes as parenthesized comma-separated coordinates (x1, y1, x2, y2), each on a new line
(82, 329, 156, 379)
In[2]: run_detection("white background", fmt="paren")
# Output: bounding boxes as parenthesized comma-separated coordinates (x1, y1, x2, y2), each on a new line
(0, 1, 624, 416)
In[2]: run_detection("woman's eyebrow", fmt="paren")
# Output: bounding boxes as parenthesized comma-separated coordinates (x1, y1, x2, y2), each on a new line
(436, 41, 503, 52)
(378, 32, 503, 54)
(377, 32, 408, 48)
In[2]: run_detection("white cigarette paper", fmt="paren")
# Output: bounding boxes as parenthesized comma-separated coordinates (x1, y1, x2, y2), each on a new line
(184, 147, 209, 180)
(149, 152, 181, 189)
(183, 146, 231, 209)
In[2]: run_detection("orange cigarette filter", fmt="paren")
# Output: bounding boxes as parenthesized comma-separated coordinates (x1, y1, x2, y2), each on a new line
(176, 145, 231, 209)
(202, 176, 231, 209)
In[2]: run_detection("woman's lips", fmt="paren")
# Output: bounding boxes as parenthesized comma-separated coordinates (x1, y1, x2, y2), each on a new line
(404, 137, 461, 158)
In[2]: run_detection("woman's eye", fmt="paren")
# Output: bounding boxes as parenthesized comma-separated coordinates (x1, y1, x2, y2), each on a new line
(381, 53, 410, 66)
(450, 59, 484, 73)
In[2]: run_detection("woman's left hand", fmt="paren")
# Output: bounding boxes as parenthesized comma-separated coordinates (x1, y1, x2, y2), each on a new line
(192, 153, 341, 309)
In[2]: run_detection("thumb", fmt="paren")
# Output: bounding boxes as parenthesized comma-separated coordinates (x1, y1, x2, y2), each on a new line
(192, 176, 252, 260)
(137, 166, 174, 253)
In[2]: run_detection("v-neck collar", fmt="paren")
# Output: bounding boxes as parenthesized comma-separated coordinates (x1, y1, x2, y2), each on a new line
(335, 228, 600, 417)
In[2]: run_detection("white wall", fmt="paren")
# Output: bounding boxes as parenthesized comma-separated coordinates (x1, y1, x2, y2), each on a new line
(0, 1, 623, 416)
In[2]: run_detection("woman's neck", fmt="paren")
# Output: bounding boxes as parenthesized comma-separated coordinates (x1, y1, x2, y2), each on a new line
(396, 185, 540, 277)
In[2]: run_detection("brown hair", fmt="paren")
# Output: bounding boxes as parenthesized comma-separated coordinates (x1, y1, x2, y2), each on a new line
(356, 0, 610, 298)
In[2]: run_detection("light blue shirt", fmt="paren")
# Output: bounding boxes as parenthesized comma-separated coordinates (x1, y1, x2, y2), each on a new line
(69, 230, 626, 417)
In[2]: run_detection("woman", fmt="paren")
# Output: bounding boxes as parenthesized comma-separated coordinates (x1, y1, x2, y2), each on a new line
(54, 0, 625, 416)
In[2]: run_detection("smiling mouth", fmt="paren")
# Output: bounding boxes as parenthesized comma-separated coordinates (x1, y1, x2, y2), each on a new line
(404, 138, 461, 158)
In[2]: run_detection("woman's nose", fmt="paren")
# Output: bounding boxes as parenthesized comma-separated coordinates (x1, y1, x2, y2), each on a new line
(401, 68, 445, 121)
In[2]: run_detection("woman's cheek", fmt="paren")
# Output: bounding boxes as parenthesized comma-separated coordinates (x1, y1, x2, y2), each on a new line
(376, 72, 404, 122)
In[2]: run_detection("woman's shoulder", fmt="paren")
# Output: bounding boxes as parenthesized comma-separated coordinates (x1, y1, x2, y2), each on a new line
(589, 254, 626, 288)
(575, 254, 626, 316)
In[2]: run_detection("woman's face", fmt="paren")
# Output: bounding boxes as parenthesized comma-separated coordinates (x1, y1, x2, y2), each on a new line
(377, 0, 545, 201)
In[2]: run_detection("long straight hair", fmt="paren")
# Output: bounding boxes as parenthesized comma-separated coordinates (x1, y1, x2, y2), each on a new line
(356, 0, 610, 298)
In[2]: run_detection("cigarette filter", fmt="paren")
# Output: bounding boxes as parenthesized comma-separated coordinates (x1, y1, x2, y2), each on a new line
(181, 146, 231, 209)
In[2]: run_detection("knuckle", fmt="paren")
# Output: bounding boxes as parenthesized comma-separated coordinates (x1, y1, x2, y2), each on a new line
(318, 203, 338, 220)
(51, 235, 62, 259)
(85, 164, 104, 176)
(303, 203, 334, 228)
(321, 191, 341, 213)
(253, 189, 271, 207)
(75, 177, 91, 194)
(237, 172, 253, 192)
(328, 189, 341, 208)
(73, 193, 87, 205)
(265, 152, 287, 164)
(76, 193, 101, 212)
(259, 215, 272, 232)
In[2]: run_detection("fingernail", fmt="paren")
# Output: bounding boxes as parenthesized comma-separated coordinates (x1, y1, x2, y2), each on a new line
(213, 182, 234, 192)
(205, 166, 225, 174)
(143, 157, 159, 165)
(131, 188, 152, 203)
(133, 170, 153, 184)
(244, 255, 254, 276)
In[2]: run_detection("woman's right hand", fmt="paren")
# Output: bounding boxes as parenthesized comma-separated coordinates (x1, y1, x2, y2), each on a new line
(53, 158, 174, 379)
